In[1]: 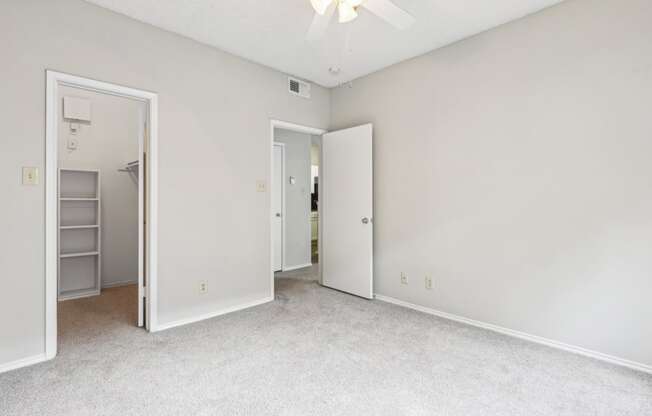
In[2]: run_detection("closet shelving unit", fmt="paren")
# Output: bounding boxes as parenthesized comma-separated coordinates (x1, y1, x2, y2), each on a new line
(58, 168, 101, 300)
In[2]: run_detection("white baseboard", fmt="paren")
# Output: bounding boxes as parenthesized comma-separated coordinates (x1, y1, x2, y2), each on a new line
(101, 280, 137, 288)
(152, 296, 274, 332)
(283, 263, 312, 272)
(0, 353, 49, 374)
(58, 289, 101, 301)
(374, 294, 652, 375)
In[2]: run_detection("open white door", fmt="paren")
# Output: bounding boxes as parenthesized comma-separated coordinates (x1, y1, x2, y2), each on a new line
(272, 143, 285, 272)
(321, 124, 373, 299)
(138, 114, 146, 328)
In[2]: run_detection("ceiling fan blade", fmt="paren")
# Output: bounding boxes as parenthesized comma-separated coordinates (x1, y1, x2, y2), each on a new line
(362, 0, 416, 30)
(306, 2, 337, 42)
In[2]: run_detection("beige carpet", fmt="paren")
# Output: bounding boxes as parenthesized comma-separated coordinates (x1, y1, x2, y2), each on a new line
(58, 285, 139, 339)
(1, 271, 651, 415)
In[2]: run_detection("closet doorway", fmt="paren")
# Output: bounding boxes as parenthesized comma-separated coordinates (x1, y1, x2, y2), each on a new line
(45, 71, 159, 360)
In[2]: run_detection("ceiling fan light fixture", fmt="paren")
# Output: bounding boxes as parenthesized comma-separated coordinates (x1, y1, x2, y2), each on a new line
(338, 2, 359, 23)
(310, 0, 333, 15)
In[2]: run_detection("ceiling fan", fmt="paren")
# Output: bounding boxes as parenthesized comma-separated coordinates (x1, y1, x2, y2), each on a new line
(307, 0, 416, 41)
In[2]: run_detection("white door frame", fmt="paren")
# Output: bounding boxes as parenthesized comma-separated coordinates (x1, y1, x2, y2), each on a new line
(45, 70, 159, 360)
(269, 120, 327, 297)
(272, 142, 286, 272)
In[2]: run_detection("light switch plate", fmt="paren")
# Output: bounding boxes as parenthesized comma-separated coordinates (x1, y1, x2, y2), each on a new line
(256, 180, 267, 192)
(425, 275, 433, 290)
(22, 167, 39, 185)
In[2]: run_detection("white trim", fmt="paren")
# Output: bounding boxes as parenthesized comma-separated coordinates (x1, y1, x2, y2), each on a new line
(0, 353, 48, 375)
(374, 294, 652, 375)
(270, 120, 327, 298)
(57, 289, 101, 301)
(45, 70, 159, 362)
(45, 73, 57, 359)
(152, 296, 274, 332)
(282, 263, 313, 272)
(271, 119, 327, 136)
(148, 94, 159, 332)
(101, 280, 138, 288)
(59, 167, 101, 172)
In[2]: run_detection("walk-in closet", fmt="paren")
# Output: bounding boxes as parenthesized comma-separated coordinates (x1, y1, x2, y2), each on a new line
(57, 85, 146, 333)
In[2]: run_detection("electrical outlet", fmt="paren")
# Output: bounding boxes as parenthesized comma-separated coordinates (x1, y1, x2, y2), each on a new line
(199, 281, 208, 294)
(425, 275, 433, 290)
(400, 272, 408, 285)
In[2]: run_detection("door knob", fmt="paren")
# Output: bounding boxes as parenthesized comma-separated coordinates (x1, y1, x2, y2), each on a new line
(361, 217, 369, 224)
(276, 213, 282, 217)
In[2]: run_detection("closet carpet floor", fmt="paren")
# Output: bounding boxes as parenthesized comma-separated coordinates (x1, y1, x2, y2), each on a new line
(1, 271, 651, 416)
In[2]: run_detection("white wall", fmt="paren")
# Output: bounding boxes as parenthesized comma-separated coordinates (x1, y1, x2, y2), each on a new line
(58, 86, 142, 287)
(0, 0, 329, 367)
(274, 129, 312, 269)
(331, 0, 652, 368)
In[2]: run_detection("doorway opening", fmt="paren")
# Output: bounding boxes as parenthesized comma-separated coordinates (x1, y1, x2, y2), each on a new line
(310, 138, 320, 265)
(271, 122, 325, 290)
(45, 71, 159, 360)
(270, 121, 326, 294)
(270, 120, 374, 300)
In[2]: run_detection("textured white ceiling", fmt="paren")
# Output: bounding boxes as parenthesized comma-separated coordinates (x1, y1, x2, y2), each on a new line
(84, 0, 564, 87)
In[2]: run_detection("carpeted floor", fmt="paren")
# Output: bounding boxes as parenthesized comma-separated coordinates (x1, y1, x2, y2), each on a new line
(275, 263, 320, 281)
(1, 270, 651, 416)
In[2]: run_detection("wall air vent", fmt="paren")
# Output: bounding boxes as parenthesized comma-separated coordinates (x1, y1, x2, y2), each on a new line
(288, 77, 311, 99)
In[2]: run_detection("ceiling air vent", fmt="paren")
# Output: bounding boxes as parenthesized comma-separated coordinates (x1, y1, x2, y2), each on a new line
(288, 77, 311, 99)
